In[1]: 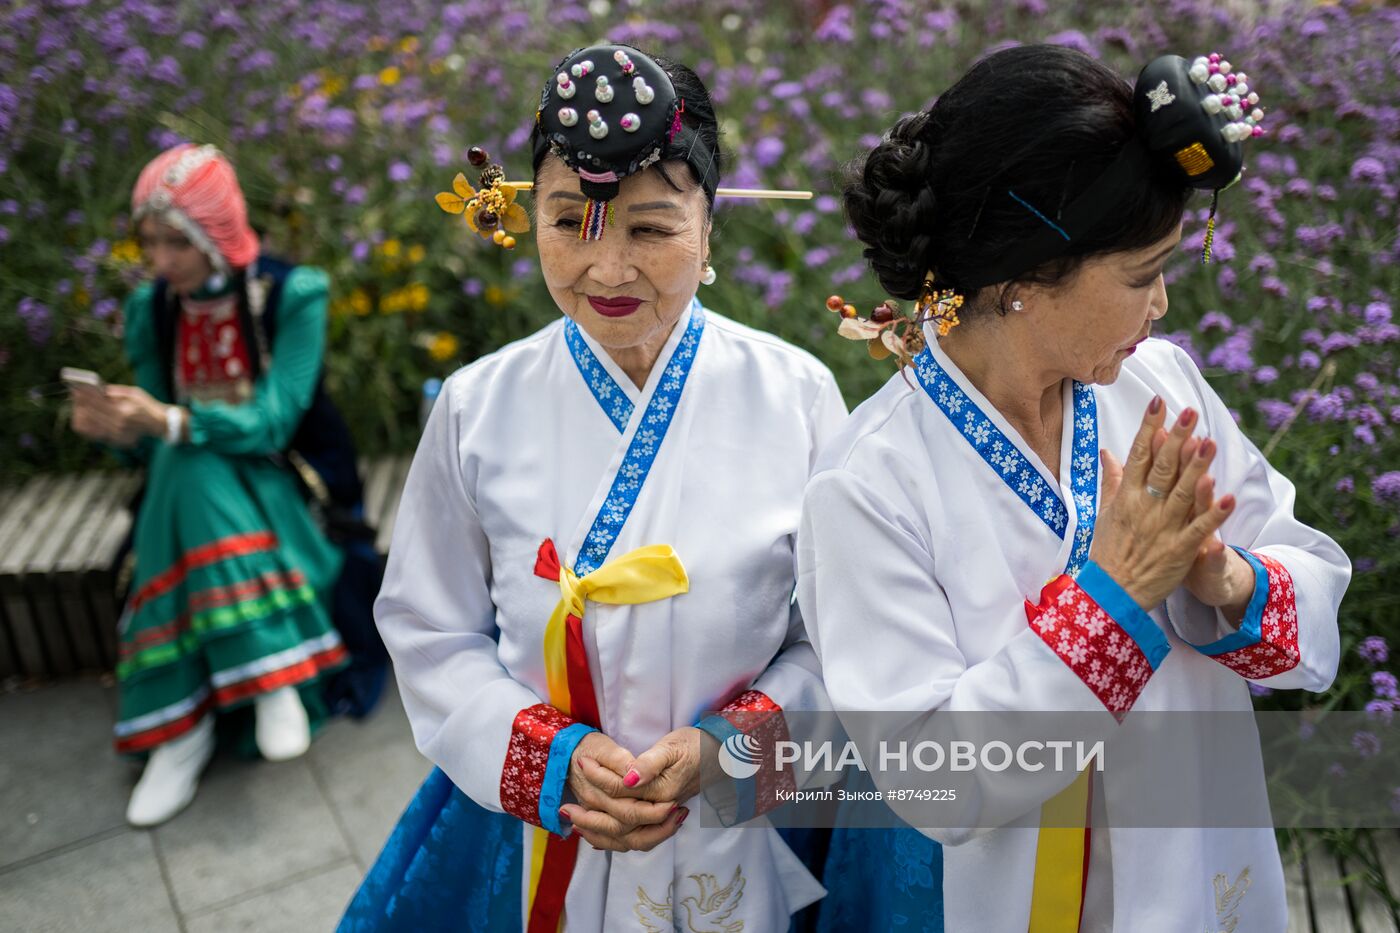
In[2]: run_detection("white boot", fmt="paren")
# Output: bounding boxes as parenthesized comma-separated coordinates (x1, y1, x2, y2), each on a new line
(126, 715, 216, 827)
(254, 686, 311, 761)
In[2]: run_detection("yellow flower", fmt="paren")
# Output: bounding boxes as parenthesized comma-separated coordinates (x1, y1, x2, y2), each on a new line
(74, 287, 91, 308)
(110, 238, 142, 264)
(484, 285, 509, 308)
(428, 331, 458, 362)
(398, 36, 420, 54)
(349, 288, 371, 316)
(322, 74, 345, 97)
(407, 244, 426, 265)
(428, 59, 446, 76)
(408, 282, 430, 312)
(379, 238, 401, 259)
(379, 66, 401, 86)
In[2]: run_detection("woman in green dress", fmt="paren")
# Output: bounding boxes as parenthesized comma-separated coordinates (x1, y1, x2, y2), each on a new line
(70, 144, 349, 827)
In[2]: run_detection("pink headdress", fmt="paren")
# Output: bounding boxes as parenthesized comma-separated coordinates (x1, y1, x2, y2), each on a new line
(131, 144, 260, 274)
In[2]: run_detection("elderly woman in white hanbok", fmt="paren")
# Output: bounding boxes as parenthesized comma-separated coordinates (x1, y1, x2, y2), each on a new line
(341, 46, 843, 932)
(798, 45, 1349, 933)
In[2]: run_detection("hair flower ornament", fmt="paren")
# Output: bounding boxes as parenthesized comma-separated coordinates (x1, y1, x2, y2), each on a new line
(825, 277, 963, 369)
(435, 146, 530, 249)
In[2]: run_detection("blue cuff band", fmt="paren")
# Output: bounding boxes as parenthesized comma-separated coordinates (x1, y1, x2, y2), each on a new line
(1075, 561, 1172, 670)
(538, 722, 597, 835)
(696, 714, 756, 824)
(1189, 546, 1268, 656)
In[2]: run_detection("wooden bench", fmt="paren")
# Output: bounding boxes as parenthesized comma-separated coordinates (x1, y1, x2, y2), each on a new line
(1287, 831, 1400, 932)
(0, 454, 412, 681)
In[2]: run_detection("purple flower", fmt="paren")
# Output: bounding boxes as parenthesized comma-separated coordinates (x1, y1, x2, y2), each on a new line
(1198, 310, 1234, 333)
(92, 297, 117, 319)
(1350, 157, 1387, 184)
(1365, 700, 1395, 723)
(1373, 672, 1399, 700)
(1254, 366, 1278, 385)
(752, 137, 785, 169)
(1256, 399, 1293, 430)
(388, 162, 412, 182)
(1336, 476, 1355, 494)
(1364, 302, 1393, 326)
(814, 5, 855, 43)
(1359, 636, 1390, 665)
(1373, 472, 1400, 506)
(462, 278, 484, 297)
(1352, 731, 1381, 759)
(1044, 30, 1099, 58)
(17, 297, 52, 345)
(1207, 332, 1255, 374)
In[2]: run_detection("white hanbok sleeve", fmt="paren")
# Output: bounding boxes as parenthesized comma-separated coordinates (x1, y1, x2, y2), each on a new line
(377, 376, 593, 837)
(797, 467, 1171, 843)
(733, 370, 850, 714)
(1162, 348, 1351, 692)
(695, 372, 849, 822)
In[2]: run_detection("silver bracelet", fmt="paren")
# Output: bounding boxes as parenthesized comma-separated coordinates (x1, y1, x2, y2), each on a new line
(165, 405, 184, 445)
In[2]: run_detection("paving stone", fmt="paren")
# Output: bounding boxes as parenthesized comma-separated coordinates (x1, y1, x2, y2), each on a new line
(183, 860, 362, 933)
(307, 676, 431, 869)
(0, 680, 133, 869)
(0, 831, 179, 933)
(153, 754, 352, 915)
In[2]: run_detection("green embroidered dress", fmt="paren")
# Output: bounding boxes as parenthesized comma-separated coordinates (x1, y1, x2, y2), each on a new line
(113, 267, 347, 754)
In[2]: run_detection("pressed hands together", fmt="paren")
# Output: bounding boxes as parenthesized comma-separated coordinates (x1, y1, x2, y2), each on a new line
(1092, 396, 1257, 622)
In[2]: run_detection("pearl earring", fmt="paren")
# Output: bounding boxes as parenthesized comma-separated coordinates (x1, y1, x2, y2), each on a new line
(1010, 299, 1025, 312)
(700, 262, 716, 286)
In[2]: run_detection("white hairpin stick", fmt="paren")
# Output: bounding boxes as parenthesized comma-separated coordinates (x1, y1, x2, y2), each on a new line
(504, 181, 812, 200)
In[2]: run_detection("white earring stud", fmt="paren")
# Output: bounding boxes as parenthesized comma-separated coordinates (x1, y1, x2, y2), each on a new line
(1011, 299, 1024, 311)
(700, 262, 716, 286)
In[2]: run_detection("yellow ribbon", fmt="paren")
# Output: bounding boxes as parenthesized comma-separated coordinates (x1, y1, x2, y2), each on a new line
(1027, 769, 1092, 932)
(527, 543, 689, 926)
(541, 544, 689, 717)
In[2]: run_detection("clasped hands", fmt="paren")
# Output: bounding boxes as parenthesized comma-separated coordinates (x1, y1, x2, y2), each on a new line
(1091, 397, 1257, 622)
(561, 726, 722, 853)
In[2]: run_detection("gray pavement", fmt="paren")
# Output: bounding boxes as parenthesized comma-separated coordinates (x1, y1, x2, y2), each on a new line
(0, 674, 431, 932)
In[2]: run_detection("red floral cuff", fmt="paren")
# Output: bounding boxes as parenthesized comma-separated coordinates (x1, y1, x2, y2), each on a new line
(500, 703, 579, 827)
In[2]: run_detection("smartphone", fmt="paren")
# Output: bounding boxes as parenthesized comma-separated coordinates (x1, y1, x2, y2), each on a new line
(61, 367, 107, 394)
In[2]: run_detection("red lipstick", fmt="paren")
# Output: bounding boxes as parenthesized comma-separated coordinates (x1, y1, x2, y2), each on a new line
(588, 296, 642, 318)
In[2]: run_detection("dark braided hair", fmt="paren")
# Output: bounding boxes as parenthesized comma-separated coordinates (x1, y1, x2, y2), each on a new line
(844, 44, 1189, 314)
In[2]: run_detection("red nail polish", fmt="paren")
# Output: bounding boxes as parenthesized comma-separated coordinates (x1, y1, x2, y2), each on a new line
(1221, 495, 1236, 510)
(1148, 396, 1162, 414)
(1180, 407, 1196, 427)
(623, 770, 640, 788)
(676, 808, 689, 826)
(1202, 439, 1216, 458)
